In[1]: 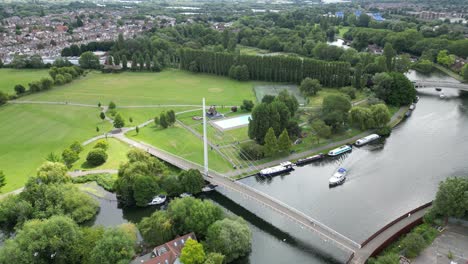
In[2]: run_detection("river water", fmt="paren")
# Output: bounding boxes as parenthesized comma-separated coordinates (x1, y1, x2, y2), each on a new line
(87, 70, 468, 263)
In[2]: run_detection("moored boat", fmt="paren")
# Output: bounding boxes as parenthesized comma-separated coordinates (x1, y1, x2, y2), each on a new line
(148, 195, 167, 206)
(259, 161, 294, 176)
(409, 103, 416, 110)
(355, 134, 380, 146)
(295, 153, 324, 166)
(440, 93, 446, 99)
(202, 184, 217, 192)
(180, 192, 192, 198)
(329, 168, 347, 187)
(328, 145, 352, 157)
(405, 110, 412, 117)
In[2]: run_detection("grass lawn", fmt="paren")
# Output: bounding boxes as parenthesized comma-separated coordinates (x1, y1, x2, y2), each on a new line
(338, 26, 350, 38)
(112, 106, 200, 126)
(0, 104, 112, 193)
(127, 124, 233, 173)
(72, 138, 132, 171)
(307, 88, 367, 107)
(0, 68, 49, 95)
(20, 69, 257, 106)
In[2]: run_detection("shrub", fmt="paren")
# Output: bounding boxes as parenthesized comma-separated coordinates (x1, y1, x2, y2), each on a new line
(400, 233, 426, 258)
(94, 140, 109, 150)
(72, 173, 116, 191)
(240, 100, 254, 112)
(239, 143, 264, 160)
(14, 84, 26, 94)
(340, 87, 357, 99)
(376, 125, 392, 137)
(86, 149, 108, 166)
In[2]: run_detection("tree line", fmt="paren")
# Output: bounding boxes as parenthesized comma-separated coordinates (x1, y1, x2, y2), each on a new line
(179, 48, 351, 87)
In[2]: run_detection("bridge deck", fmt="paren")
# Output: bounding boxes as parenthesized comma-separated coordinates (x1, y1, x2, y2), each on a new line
(413, 80, 468, 91)
(114, 134, 361, 255)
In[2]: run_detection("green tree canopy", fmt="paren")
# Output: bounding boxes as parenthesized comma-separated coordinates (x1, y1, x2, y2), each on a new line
(138, 211, 175, 246)
(205, 217, 252, 263)
(263, 127, 278, 157)
(113, 113, 125, 129)
(79, 51, 100, 69)
(180, 238, 206, 264)
(300, 77, 322, 96)
(179, 169, 205, 194)
(89, 226, 137, 264)
(432, 177, 468, 219)
(277, 129, 291, 153)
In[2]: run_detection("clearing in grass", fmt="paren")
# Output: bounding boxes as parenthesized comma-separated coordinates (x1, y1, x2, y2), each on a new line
(19, 69, 258, 106)
(0, 68, 50, 95)
(0, 104, 112, 192)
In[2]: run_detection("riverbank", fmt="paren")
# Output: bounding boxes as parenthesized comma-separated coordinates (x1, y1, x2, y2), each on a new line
(229, 105, 408, 180)
(433, 64, 465, 83)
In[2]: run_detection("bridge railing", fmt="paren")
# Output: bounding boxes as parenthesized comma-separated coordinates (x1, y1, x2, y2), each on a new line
(360, 201, 433, 248)
(235, 180, 361, 251)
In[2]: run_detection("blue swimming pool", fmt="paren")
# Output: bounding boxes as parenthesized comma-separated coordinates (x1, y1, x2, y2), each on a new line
(213, 115, 251, 130)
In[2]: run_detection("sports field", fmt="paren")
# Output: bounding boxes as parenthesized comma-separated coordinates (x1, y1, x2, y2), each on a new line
(0, 104, 112, 192)
(20, 69, 257, 106)
(0, 69, 50, 94)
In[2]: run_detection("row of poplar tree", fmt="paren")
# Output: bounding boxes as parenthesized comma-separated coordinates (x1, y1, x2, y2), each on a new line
(179, 48, 351, 87)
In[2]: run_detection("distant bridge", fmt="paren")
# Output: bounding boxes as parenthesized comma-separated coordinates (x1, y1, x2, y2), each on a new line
(413, 80, 468, 91)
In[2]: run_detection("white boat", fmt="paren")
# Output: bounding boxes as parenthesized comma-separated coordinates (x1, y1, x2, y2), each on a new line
(329, 168, 347, 186)
(355, 134, 380, 146)
(148, 195, 167, 206)
(440, 93, 446, 99)
(328, 145, 352, 156)
(180, 192, 192, 198)
(202, 184, 217, 192)
(409, 103, 416, 110)
(259, 161, 294, 176)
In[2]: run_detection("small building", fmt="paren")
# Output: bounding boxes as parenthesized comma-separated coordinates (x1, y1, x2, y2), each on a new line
(143, 233, 197, 264)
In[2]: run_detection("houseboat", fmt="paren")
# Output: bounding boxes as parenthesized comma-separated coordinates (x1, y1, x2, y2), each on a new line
(329, 168, 347, 187)
(295, 153, 324, 166)
(328, 145, 352, 157)
(202, 184, 217, 192)
(259, 161, 294, 176)
(355, 134, 380, 146)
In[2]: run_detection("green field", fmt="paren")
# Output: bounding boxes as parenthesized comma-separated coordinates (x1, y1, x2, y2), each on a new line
(0, 69, 49, 94)
(72, 138, 132, 170)
(20, 69, 257, 106)
(0, 104, 112, 192)
(111, 106, 200, 126)
(307, 88, 367, 107)
(128, 124, 233, 173)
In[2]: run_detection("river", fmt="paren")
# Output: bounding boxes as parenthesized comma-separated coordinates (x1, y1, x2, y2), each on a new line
(86, 70, 468, 263)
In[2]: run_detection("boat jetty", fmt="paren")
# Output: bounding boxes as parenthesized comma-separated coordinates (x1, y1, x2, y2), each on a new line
(259, 161, 294, 176)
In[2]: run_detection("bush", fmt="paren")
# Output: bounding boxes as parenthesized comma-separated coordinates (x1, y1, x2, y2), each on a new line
(376, 125, 392, 137)
(239, 143, 264, 160)
(340, 87, 357, 99)
(400, 233, 426, 258)
(86, 149, 108, 166)
(240, 100, 254, 112)
(14, 84, 26, 95)
(94, 140, 109, 150)
(72, 173, 116, 191)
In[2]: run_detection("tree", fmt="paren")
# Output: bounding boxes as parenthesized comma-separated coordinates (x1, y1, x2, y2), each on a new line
(311, 119, 332, 138)
(89, 226, 136, 264)
(154, 116, 159, 126)
(129, 117, 133, 123)
(383, 43, 396, 71)
(0, 171, 5, 190)
(122, 55, 128, 70)
(94, 140, 109, 150)
(62, 148, 79, 168)
(263, 128, 278, 157)
(135, 126, 139, 134)
(108, 101, 116, 109)
(39, 78, 55, 91)
(138, 211, 175, 246)
(432, 177, 468, 220)
(437, 50, 455, 67)
(371, 104, 391, 128)
(35, 162, 71, 184)
(373, 72, 416, 106)
(166, 110, 176, 126)
(160, 112, 168, 128)
(14, 84, 26, 95)
(114, 54, 121, 66)
(394, 54, 411, 73)
(79, 51, 100, 69)
(322, 95, 351, 132)
(349, 107, 374, 130)
(0, 92, 7, 106)
(277, 129, 291, 153)
(179, 169, 205, 194)
(0, 216, 82, 264)
(240, 100, 254, 112)
(113, 113, 125, 129)
(167, 197, 224, 237)
(204, 253, 225, 264)
(180, 239, 206, 264)
(357, 13, 371, 27)
(462, 64, 468, 81)
(86, 149, 108, 166)
(70, 141, 83, 153)
(412, 59, 433, 74)
(205, 217, 252, 263)
(100, 112, 106, 120)
(400, 233, 426, 258)
(300, 78, 322, 96)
